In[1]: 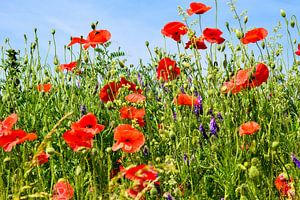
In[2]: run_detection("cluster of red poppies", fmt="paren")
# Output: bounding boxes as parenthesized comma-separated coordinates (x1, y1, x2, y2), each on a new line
(0, 114, 37, 152)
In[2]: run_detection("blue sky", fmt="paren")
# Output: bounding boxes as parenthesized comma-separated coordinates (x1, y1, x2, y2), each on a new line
(0, 0, 299, 66)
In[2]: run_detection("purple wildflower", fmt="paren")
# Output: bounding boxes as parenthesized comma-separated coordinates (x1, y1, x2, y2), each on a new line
(217, 112, 223, 122)
(291, 154, 300, 169)
(180, 86, 185, 94)
(172, 109, 177, 121)
(143, 146, 149, 157)
(183, 153, 188, 163)
(199, 124, 208, 139)
(80, 105, 87, 116)
(209, 117, 219, 136)
(194, 95, 203, 118)
(137, 73, 144, 87)
(208, 108, 213, 116)
(164, 193, 175, 200)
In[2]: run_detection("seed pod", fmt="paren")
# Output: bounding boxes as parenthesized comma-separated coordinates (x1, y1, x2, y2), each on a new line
(290, 20, 295, 28)
(280, 9, 286, 18)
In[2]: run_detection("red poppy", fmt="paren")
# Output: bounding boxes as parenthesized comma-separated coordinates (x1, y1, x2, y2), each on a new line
(203, 28, 225, 44)
(37, 83, 52, 92)
(52, 179, 74, 200)
(112, 124, 145, 153)
(250, 63, 269, 87)
(185, 35, 207, 50)
(59, 61, 77, 72)
(36, 151, 50, 165)
(125, 164, 158, 183)
(62, 129, 94, 151)
(0, 130, 37, 152)
(173, 93, 199, 107)
(221, 63, 269, 94)
(99, 81, 121, 103)
(120, 107, 145, 127)
(127, 184, 146, 199)
(187, 2, 212, 16)
(295, 44, 300, 56)
(274, 173, 294, 197)
(241, 28, 268, 44)
(125, 93, 146, 103)
(161, 22, 188, 42)
(239, 121, 260, 136)
(157, 58, 180, 81)
(120, 77, 143, 94)
(71, 113, 105, 135)
(68, 29, 111, 50)
(0, 113, 18, 137)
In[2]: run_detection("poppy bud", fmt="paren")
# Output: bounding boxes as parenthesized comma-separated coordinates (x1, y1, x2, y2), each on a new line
(238, 164, 247, 171)
(261, 41, 265, 49)
(276, 50, 281, 57)
(280, 9, 286, 18)
(244, 16, 248, 24)
(91, 23, 96, 30)
(290, 20, 295, 28)
(248, 166, 260, 179)
(243, 162, 250, 168)
(24, 55, 28, 64)
(217, 46, 221, 51)
(53, 56, 59, 65)
(145, 41, 149, 47)
(46, 146, 56, 154)
(221, 44, 226, 52)
(236, 45, 241, 51)
(225, 21, 230, 33)
(235, 30, 243, 39)
(51, 29, 56, 35)
(105, 147, 112, 153)
(31, 42, 36, 50)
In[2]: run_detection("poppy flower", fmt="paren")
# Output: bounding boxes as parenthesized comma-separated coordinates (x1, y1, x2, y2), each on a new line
(157, 58, 180, 81)
(250, 63, 269, 87)
(187, 2, 212, 16)
(241, 28, 268, 44)
(173, 93, 200, 107)
(0, 113, 18, 136)
(239, 121, 260, 136)
(59, 61, 77, 72)
(71, 113, 105, 135)
(36, 151, 50, 165)
(125, 93, 146, 103)
(203, 28, 225, 44)
(52, 179, 74, 200)
(295, 44, 300, 56)
(68, 29, 111, 50)
(120, 77, 143, 94)
(161, 22, 188, 42)
(112, 124, 145, 153)
(99, 81, 121, 103)
(37, 83, 52, 92)
(185, 36, 207, 50)
(120, 107, 146, 127)
(62, 129, 94, 151)
(127, 184, 146, 199)
(274, 173, 294, 198)
(0, 130, 37, 152)
(125, 164, 158, 183)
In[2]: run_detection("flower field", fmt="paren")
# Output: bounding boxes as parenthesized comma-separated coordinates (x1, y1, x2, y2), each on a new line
(0, 1, 300, 199)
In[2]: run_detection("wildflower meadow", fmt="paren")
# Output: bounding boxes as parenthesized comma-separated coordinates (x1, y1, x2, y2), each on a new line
(0, 1, 300, 199)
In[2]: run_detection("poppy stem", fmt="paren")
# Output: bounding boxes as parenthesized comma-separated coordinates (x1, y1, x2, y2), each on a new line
(198, 15, 203, 33)
(214, 0, 218, 28)
(256, 42, 264, 60)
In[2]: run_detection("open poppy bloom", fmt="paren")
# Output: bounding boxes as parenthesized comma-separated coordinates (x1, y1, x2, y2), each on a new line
(62, 129, 95, 151)
(274, 173, 295, 198)
(174, 93, 200, 107)
(68, 29, 111, 50)
(120, 77, 143, 94)
(99, 81, 121, 103)
(59, 61, 77, 72)
(125, 93, 146, 103)
(185, 35, 207, 50)
(52, 179, 74, 200)
(239, 121, 260, 136)
(157, 58, 180, 81)
(0, 113, 18, 136)
(161, 22, 188, 42)
(0, 130, 37, 152)
(37, 83, 52, 92)
(36, 151, 50, 165)
(71, 113, 105, 135)
(125, 164, 158, 183)
(203, 28, 225, 44)
(112, 124, 145, 153)
(120, 107, 146, 127)
(295, 44, 300, 56)
(221, 63, 269, 94)
(187, 2, 212, 16)
(241, 28, 268, 44)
